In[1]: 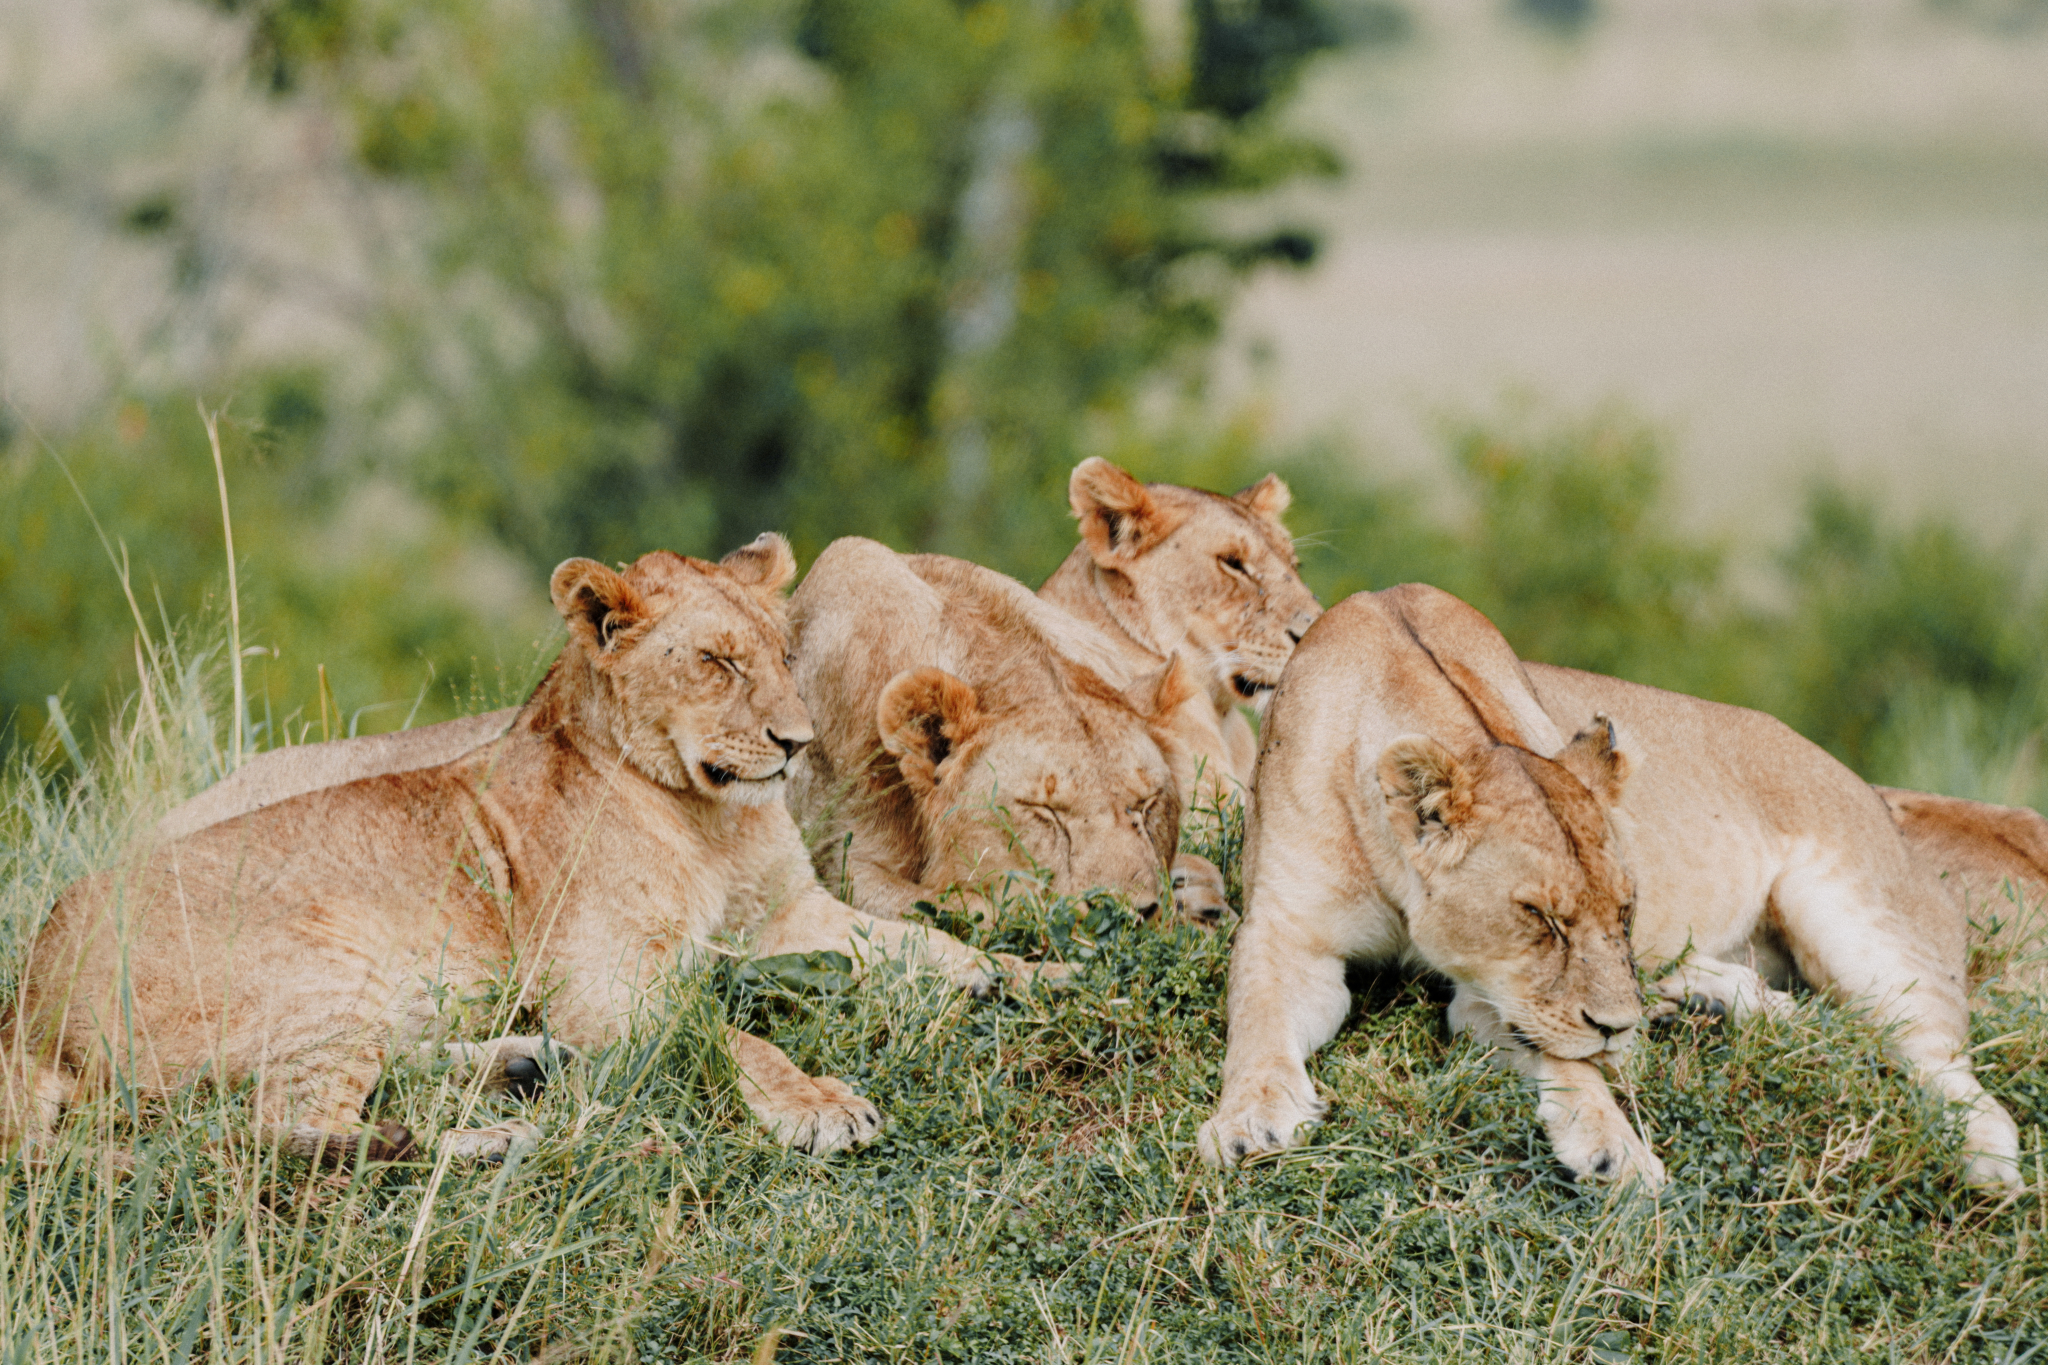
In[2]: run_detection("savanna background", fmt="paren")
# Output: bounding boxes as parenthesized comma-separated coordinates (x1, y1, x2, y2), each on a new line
(3, 1, 2047, 1361)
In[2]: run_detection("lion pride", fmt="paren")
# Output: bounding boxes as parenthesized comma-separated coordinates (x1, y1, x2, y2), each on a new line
(2, 538, 1022, 1163)
(1200, 584, 2022, 1192)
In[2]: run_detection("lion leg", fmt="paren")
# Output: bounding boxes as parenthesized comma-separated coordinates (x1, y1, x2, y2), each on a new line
(259, 1053, 417, 1166)
(1, 1052, 89, 1166)
(1449, 990, 1666, 1189)
(1647, 959, 1795, 1024)
(1196, 908, 1348, 1168)
(1769, 859, 2022, 1191)
(725, 1026, 881, 1156)
(755, 889, 1074, 996)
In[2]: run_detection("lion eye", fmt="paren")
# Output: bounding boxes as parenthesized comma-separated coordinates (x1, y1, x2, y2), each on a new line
(1220, 554, 1247, 576)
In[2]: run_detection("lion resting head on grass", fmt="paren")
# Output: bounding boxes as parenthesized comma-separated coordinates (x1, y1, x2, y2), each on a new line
(1203, 584, 2022, 1192)
(2, 536, 1017, 1166)
(789, 538, 1202, 923)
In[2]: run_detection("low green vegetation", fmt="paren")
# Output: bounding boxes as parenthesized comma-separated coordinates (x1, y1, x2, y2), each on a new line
(1, 653, 2044, 1363)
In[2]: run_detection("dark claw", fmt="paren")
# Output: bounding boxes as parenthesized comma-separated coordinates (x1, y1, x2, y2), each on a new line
(503, 1056, 547, 1100)
(1592, 1153, 1615, 1176)
(1230, 1138, 1249, 1159)
(1683, 995, 1728, 1022)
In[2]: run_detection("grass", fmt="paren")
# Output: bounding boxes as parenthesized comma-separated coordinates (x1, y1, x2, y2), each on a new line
(3, 637, 2047, 1364)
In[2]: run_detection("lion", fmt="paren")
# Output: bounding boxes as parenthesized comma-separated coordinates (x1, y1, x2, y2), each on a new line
(1199, 584, 2022, 1192)
(1039, 457, 1322, 804)
(786, 538, 1200, 925)
(2, 537, 1029, 1165)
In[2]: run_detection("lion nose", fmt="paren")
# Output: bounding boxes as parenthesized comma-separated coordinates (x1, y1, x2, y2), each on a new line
(1584, 1009, 1636, 1039)
(767, 723, 812, 758)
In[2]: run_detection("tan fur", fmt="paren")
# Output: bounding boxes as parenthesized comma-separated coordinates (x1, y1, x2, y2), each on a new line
(1201, 585, 2022, 1192)
(1039, 458, 1321, 806)
(1877, 787, 2048, 991)
(788, 539, 1199, 923)
(2, 537, 1015, 1164)
(156, 711, 519, 842)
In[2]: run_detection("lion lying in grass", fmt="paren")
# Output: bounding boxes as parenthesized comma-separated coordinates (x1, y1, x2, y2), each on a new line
(2, 537, 1025, 1164)
(787, 538, 1201, 923)
(1201, 585, 2022, 1192)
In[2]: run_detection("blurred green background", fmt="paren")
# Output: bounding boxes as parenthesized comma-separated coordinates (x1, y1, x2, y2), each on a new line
(2, 0, 2044, 813)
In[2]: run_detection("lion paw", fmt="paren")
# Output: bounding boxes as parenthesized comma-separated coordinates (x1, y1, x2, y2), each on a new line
(1540, 1104, 1665, 1191)
(490, 1037, 583, 1099)
(1171, 855, 1231, 928)
(1197, 1084, 1326, 1169)
(437, 1119, 541, 1162)
(756, 1076, 883, 1156)
(1652, 962, 1794, 1024)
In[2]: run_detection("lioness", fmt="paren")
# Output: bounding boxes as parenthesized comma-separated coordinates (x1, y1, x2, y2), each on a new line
(1199, 585, 2022, 1192)
(1040, 457, 1321, 801)
(787, 538, 1195, 923)
(2, 538, 1020, 1163)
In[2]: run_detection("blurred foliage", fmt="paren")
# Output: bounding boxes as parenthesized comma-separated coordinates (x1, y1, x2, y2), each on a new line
(204, 0, 1338, 582)
(0, 390, 555, 758)
(7, 0, 2043, 820)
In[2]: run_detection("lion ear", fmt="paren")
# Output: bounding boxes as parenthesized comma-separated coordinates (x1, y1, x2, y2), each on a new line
(1123, 654, 1197, 726)
(718, 532, 798, 596)
(551, 558, 650, 655)
(1070, 457, 1176, 563)
(1556, 714, 1632, 808)
(877, 667, 984, 791)
(1377, 735, 1477, 858)
(1234, 473, 1292, 524)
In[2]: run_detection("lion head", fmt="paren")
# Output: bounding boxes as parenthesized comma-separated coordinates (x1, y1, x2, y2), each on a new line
(874, 653, 1196, 916)
(1064, 457, 1322, 712)
(547, 534, 811, 807)
(1372, 718, 1641, 1060)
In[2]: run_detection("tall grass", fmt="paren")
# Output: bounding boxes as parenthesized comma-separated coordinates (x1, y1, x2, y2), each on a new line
(2, 647, 2046, 1363)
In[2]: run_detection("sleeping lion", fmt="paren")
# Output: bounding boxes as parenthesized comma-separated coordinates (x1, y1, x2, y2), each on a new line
(1199, 584, 2022, 1192)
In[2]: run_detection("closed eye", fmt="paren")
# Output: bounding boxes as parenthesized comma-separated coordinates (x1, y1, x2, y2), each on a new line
(699, 651, 743, 679)
(1220, 554, 1248, 576)
(1521, 901, 1567, 946)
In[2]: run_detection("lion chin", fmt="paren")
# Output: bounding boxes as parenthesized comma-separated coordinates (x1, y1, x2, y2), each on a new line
(697, 761, 789, 806)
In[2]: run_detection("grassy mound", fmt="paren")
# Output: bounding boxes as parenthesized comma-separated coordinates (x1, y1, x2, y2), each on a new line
(2, 650, 2044, 1364)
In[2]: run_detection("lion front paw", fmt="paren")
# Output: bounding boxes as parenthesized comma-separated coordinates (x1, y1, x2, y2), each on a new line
(491, 1037, 583, 1099)
(1540, 1104, 1665, 1191)
(1197, 1084, 1326, 1169)
(1171, 855, 1231, 927)
(755, 1076, 883, 1156)
(1652, 961, 1794, 1025)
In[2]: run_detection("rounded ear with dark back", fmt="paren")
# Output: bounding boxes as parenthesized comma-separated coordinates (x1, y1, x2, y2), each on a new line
(1556, 713, 1632, 808)
(550, 558, 649, 655)
(1234, 473, 1292, 524)
(1069, 457, 1177, 563)
(718, 532, 798, 596)
(1377, 735, 1477, 859)
(876, 668, 985, 792)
